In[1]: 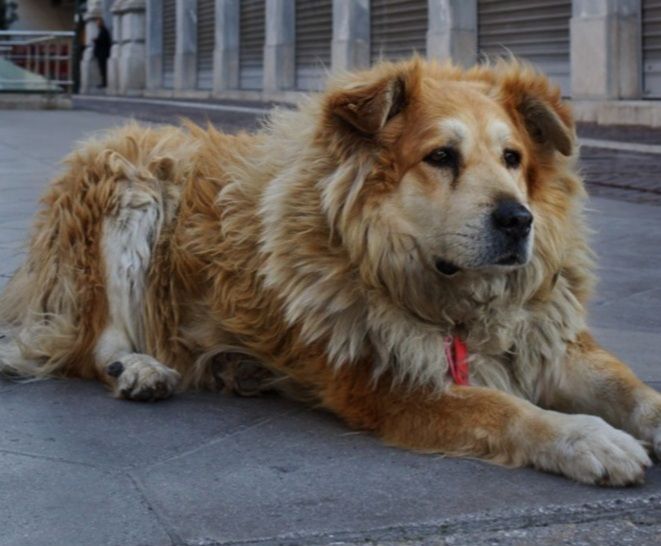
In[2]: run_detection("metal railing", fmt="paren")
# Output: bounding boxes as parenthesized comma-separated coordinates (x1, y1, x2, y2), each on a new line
(0, 30, 75, 94)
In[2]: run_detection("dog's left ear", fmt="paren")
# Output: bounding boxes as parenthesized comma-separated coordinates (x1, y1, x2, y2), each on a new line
(327, 74, 407, 136)
(517, 94, 573, 156)
(499, 68, 574, 156)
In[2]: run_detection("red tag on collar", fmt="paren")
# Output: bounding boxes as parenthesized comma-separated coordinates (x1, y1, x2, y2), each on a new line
(444, 335, 470, 386)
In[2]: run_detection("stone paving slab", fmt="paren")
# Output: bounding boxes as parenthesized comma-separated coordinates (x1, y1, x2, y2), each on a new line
(1, 451, 172, 546)
(131, 412, 660, 546)
(0, 376, 659, 546)
(0, 379, 299, 470)
(0, 110, 660, 546)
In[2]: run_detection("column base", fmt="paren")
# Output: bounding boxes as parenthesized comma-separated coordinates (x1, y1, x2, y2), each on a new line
(107, 44, 121, 93)
(146, 54, 163, 90)
(80, 53, 102, 92)
(174, 52, 197, 91)
(119, 42, 146, 93)
(212, 47, 239, 92)
(263, 44, 295, 92)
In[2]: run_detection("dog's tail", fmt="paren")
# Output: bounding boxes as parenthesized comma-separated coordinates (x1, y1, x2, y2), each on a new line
(0, 261, 81, 380)
(0, 133, 117, 381)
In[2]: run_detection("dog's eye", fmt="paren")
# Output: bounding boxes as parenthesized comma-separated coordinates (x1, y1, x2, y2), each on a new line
(424, 147, 458, 169)
(503, 149, 522, 169)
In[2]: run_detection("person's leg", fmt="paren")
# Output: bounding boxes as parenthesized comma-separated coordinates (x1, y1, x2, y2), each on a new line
(97, 57, 107, 87)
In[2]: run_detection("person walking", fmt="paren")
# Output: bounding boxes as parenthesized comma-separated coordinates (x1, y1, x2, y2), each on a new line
(93, 18, 111, 88)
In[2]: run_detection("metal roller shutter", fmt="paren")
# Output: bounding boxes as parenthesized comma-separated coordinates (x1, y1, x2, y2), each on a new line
(295, 0, 332, 91)
(239, 0, 265, 90)
(370, 0, 427, 63)
(197, 0, 215, 89)
(643, 0, 661, 97)
(162, 0, 176, 89)
(477, 0, 571, 96)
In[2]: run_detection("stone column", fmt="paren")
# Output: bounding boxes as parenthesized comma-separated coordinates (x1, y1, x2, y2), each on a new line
(146, 0, 163, 89)
(80, 0, 104, 92)
(174, 0, 197, 90)
(331, 0, 370, 72)
(212, 0, 240, 92)
(571, 0, 642, 99)
(118, 0, 146, 94)
(107, 0, 123, 93)
(427, 0, 477, 67)
(102, 0, 115, 29)
(263, 0, 295, 92)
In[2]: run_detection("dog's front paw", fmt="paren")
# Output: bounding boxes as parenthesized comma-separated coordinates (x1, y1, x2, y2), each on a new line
(106, 354, 180, 401)
(536, 413, 652, 486)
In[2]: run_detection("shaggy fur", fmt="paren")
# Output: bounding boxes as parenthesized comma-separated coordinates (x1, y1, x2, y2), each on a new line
(1, 59, 660, 485)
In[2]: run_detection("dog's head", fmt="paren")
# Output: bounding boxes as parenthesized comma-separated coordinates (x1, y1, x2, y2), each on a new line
(321, 59, 576, 284)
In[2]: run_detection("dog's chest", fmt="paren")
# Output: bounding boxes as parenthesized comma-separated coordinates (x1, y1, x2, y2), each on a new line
(464, 289, 585, 399)
(368, 277, 586, 399)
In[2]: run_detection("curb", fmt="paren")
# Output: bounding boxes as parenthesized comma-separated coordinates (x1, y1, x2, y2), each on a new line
(0, 93, 72, 110)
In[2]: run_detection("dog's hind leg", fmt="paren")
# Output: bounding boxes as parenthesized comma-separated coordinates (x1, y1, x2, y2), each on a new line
(95, 186, 180, 401)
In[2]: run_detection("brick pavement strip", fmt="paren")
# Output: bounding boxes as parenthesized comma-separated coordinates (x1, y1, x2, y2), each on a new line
(0, 110, 660, 546)
(580, 147, 661, 205)
(577, 122, 661, 146)
(303, 498, 661, 546)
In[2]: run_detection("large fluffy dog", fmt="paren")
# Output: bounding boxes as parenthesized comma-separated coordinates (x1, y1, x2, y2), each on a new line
(1, 59, 659, 485)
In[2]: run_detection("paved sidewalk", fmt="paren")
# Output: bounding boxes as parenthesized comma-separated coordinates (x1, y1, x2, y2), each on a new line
(0, 110, 660, 546)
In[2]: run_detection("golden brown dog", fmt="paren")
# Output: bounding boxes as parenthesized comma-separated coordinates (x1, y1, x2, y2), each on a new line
(1, 59, 660, 485)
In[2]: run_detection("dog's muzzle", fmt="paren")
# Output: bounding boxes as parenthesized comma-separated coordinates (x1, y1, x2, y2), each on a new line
(490, 200, 533, 265)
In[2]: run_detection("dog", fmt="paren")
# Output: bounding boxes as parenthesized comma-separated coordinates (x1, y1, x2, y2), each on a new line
(1, 58, 659, 486)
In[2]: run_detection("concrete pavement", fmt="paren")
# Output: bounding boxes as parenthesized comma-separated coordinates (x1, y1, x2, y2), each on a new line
(0, 109, 660, 546)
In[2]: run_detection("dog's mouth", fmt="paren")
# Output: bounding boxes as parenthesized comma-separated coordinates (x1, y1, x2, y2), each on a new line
(435, 251, 528, 276)
(495, 253, 521, 266)
(493, 244, 531, 267)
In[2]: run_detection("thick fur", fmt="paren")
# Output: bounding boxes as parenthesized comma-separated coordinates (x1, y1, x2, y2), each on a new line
(1, 59, 660, 485)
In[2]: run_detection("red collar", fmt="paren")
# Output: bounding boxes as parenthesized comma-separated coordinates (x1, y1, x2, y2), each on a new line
(444, 335, 470, 386)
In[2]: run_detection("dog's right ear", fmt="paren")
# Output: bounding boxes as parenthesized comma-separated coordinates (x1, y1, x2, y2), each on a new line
(327, 74, 407, 136)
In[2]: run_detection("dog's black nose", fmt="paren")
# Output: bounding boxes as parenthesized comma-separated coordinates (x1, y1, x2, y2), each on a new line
(492, 200, 533, 239)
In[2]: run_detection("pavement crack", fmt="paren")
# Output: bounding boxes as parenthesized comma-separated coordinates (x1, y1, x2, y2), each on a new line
(127, 473, 186, 546)
(134, 406, 305, 471)
(0, 446, 107, 471)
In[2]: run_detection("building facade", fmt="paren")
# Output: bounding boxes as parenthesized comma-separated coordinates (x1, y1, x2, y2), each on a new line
(81, 0, 661, 125)
(12, 0, 77, 31)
